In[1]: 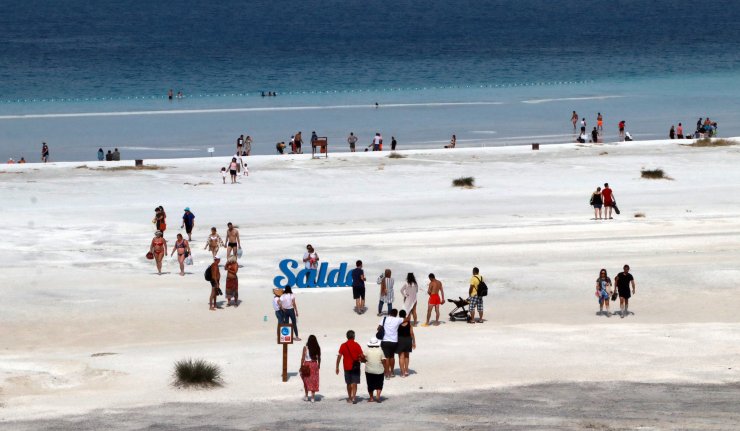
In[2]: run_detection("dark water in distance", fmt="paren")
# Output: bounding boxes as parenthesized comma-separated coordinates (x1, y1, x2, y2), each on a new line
(1, 0, 740, 100)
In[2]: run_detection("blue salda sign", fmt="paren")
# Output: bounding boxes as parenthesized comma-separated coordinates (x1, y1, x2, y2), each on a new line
(273, 259, 353, 288)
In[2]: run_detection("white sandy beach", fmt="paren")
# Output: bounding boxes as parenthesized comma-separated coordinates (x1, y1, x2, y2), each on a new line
(1, 139, 740, 425)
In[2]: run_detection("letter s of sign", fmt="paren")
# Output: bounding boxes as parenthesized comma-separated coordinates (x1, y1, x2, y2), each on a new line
(273, 259, 299, 288)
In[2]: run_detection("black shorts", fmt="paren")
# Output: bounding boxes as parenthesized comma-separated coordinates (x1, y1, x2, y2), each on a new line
(381, 341, 398, 358)
(352, 285, 365, 300)
(228, 242, 237, 247)
(230, 170, 237, 176)
(344, 369, 361, 385)
(210, 280, 218, 288)
(184, 224, 193, 233)
(397, 336, 412, 353)
(618, 286, 631, 299)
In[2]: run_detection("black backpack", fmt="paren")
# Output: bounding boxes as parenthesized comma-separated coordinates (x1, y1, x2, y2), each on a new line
(204, 266, 213, 282)
(476, 276, 488, 297)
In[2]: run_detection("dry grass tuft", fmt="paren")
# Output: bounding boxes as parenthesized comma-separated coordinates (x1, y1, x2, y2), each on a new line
(173, 358, 223, 388)
(78, 164, 165, 171)
(683, 138, 737, 147)
(452, 176, 475, 188)
(388, 152, 406, 159)
(634, 212, 646, 218)
(641, 169, 672, 180)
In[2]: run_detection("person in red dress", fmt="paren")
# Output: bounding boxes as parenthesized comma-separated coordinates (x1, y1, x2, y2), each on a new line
(300, 335, 321, 402)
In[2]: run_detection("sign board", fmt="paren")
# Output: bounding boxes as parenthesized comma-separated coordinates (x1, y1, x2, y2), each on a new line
(273, 259, 354, 288)
(207, 147, 215, 153)
(277, 324, 293, 344)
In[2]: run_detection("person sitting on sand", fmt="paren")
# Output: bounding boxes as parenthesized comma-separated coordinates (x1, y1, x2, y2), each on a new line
(204, 227, 224, 257)
(445, 134, 456, 148)
(400, 273, 418, 324)
(363, 337, 385, 402)
(423, 273, 444, 326)
(224, 255, 239, 306)
(209, 256, 221, 310)
(112, 148, 120, 161)
(590, 186, 603, 220)
(336, 330, 364, 404)
(300, 335, 321, 403)
(6, 158, 14, 164)
(276, 142, 286, 154)
(591, 127, 599, 143)
(105, 150, 113, 161)
(170, 233, 191, 276)
(97, 148, 104, 161)
(149, 231, 167, 275)
(377, 269, 394, 316)
(396, 310, 415, 378)
(18, 157, 25, 164)
(595, 268, 613, 316)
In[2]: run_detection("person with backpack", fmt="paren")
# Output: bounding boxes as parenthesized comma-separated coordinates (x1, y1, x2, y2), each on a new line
(205, 256, 221, 311)
(468, 267, 487, 323)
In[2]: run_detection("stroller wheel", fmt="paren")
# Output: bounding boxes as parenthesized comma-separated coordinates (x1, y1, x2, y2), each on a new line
(450, 317, 456, 322)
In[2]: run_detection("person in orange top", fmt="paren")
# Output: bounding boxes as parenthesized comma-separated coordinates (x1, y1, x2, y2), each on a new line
(149, 230, 167, 275)
(597, 112, 603, 132)
(224, 256, 239, 306)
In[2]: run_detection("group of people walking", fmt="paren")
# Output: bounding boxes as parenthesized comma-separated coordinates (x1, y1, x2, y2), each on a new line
(572, 111, 633, 143)
(589, 183, 618, 220)
(595, 265, 637, 317)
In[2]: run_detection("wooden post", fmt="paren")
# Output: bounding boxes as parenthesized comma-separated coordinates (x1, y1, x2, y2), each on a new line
(282, 344, 288, 382)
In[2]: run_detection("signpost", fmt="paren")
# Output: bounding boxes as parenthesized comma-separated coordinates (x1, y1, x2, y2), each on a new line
(207, 147, 215, 157)
(277, 324, 293, 382)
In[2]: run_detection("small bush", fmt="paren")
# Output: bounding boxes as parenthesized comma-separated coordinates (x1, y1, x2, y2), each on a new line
(641, 169, 671, 180)
(452, 176, 475, 187)
(173, 358, 223, 388)
(388, 152, 406, 159)
(685, 138, 737, 147)
(634, 212, 646, 218)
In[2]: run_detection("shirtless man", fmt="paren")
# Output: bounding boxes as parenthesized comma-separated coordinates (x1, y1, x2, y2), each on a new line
(204, 227, 224, 257)
(225, 222, 241, 261)
(423, 273, 445, 326)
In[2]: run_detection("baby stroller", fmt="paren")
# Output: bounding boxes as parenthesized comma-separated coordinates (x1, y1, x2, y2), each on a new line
(447, 297, 470, 321)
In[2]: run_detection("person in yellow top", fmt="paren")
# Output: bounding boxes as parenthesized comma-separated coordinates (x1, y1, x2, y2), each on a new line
(468, 267, 485, 324)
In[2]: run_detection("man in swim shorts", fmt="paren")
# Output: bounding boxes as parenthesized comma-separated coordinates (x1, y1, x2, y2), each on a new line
(468, 267, 484, 323)
(423, 273, 445, 326)
(225, 222, 241, 261)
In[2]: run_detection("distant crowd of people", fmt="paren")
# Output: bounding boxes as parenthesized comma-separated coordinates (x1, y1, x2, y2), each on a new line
(669, 117, 718, 139)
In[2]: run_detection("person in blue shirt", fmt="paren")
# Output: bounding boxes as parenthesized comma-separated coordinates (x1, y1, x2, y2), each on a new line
(181, 207, 195, 241)
(97, 148, 104, 161)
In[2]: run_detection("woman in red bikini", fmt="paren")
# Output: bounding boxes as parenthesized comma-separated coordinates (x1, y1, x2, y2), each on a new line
(149, 230, 167, 274)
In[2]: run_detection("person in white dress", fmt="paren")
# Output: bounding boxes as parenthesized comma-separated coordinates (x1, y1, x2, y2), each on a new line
(400, 272, 419, 324)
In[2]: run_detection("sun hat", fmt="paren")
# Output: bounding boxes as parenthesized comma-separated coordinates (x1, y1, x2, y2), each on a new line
(367, 337, 381, 347)
(214, 256, 221, 261)
(184, 207, 190, 211)
(273, 288, 284, 296)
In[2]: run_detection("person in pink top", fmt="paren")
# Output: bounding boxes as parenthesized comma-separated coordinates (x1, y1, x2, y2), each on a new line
(602, 183, 615, 220)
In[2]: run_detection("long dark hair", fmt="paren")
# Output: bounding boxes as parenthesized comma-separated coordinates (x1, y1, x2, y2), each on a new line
(406, 272, 417, 285)
(307, 335, 320, 360)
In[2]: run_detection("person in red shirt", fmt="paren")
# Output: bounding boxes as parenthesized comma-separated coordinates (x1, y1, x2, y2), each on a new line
(602, 183, 615, 219)
(336, 330, 364, 404)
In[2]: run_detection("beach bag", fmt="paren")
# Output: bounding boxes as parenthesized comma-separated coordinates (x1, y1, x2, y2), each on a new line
(299, 364, 310, 378)
(376, 274, 384, 284)
(475, 276, 488, 297)
(611, 292, 618, 301)
(589, 194, 595, 205)
(146, 252, 154, 260)
(376, 317, 387, 340)
(237, 248, 243, 258)
(185, 256, 193, 266)
(204, 266, 213, 281)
